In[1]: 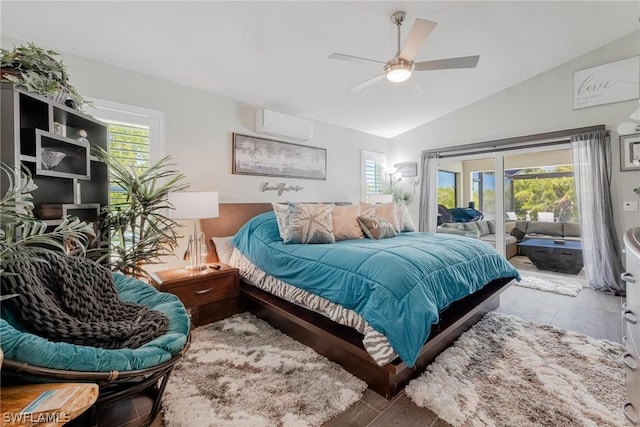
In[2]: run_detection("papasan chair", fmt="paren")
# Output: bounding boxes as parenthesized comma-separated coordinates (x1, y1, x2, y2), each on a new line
(0, 252, 191, 426)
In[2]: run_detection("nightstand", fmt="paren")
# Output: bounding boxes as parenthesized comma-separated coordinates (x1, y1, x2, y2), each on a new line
(149, 265, 242, 326)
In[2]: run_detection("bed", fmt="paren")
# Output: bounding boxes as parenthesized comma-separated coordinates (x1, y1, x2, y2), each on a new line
(202, 203, 519, 398)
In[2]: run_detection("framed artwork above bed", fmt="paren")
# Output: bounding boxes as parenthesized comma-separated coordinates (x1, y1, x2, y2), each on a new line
(232, 133, 327, 180)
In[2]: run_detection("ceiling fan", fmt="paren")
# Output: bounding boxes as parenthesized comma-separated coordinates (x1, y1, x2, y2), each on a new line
(329, 11, 480, 92)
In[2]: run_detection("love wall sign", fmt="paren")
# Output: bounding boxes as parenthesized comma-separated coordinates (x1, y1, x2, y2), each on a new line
(573, 56, 639, 110)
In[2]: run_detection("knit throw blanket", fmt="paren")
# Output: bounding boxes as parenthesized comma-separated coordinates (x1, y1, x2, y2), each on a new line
(2, 252, 169, 349)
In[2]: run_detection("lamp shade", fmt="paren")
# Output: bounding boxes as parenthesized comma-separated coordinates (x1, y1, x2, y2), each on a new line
(169, 191, 219, 219)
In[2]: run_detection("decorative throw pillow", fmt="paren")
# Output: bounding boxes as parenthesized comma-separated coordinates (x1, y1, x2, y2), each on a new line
(272, 202, 290, 240)
(283, 203, 335, 244)
(395, 202, 416, 232)
(510, 227, 526, 241)
(332, 205, 364, 241)
(462, 222, 481, 239)
(360, 202, 376, 218)
(357, 216, 398, 240)
(440, 222, 463, 230)
(476, 220, 490, 237)
(374, 202, 401, 232)
(211, 236, 234, 264)
(487, 219, 496, 234)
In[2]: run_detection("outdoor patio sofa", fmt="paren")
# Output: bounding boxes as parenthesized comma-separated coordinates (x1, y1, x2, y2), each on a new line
(437, 219, 581, 259)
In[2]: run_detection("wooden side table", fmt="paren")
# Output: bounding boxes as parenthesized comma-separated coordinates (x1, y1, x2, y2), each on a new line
(149, 264, 242, 326)
(1, 383, 98, 427)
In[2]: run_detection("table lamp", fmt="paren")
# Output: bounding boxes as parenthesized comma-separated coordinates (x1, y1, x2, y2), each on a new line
(169, 191, 219, 271)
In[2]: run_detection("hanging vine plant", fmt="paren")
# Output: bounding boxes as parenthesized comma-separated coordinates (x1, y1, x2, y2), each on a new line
(0, 42, 88, 108)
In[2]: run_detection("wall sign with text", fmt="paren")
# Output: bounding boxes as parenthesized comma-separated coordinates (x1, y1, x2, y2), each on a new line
(573, 56, 639, 110)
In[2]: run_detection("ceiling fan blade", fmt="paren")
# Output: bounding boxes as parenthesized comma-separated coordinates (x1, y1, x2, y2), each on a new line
(329, 53, 385, 65)
(346, 74, 386, 92)
(414, 55, 480, 71)
(399, 18, 437, 61)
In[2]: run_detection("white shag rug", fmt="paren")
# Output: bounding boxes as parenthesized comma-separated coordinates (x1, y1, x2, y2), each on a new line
(405, 312, 625, 427)
(514, 274, 584, 297)
(162, 312, 367, 427)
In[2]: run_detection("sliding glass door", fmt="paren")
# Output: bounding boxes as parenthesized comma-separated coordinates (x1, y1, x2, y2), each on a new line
(437, 154, 505, 257)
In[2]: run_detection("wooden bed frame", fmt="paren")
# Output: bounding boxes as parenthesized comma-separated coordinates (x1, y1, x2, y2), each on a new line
(201, 203, 514, 399)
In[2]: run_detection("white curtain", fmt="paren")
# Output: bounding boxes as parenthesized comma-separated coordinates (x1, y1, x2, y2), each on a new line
(571, 130, 625, 295)
(418, 153, 439, 232)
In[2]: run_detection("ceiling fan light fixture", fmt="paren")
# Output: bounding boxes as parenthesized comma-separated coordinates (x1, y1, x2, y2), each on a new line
(385, 60, 414, 83)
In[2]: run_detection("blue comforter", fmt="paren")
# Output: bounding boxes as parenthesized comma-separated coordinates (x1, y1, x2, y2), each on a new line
(233, 212, 519, 366)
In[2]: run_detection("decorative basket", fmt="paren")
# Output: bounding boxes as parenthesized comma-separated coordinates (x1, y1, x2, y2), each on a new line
(49, 86, 70, 104)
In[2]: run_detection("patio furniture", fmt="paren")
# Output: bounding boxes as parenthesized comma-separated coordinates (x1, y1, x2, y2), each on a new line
(537, 212, 555, 222)
(517, 238, 584, 274)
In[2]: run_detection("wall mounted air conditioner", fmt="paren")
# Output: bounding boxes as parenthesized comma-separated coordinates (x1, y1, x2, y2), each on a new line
(255, 109, 313, 142)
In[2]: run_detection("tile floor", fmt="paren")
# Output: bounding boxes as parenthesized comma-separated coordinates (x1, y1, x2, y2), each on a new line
(321, 283, 624, 427)
(116, 279, 624, 427)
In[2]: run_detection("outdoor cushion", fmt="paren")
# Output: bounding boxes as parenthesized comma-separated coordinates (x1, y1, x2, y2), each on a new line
(0, 273, 190, 372)
(510, 227, 526, 241)
(476, 220, 491, 237)
(526, 221, 563, 236)
(563, 222, 581, 237)
(515, 220, 528, 232)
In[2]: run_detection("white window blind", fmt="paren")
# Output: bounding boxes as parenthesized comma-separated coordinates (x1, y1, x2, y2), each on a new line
(89, 99, 164, 207)
(361, 150, 385, 201)
(103, 120, 151, 206)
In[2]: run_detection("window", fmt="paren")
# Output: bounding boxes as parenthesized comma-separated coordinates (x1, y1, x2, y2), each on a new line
(471, 171, 495, 215)
(437, 170, 457, 208)
(508, 165, 577, 222)
(361, 150, 385, 201)
(103, 121, 150, 205)
(87, 99, 164, 206)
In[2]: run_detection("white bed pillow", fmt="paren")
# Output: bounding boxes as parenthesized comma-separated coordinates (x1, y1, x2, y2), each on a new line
(395, 202, 416, 232)
(211, 236, 234, 264)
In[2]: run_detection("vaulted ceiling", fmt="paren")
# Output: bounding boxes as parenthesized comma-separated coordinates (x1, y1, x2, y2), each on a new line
(2, 1, 638, 138)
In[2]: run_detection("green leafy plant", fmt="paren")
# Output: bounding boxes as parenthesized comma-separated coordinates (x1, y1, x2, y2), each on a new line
(0, 163, 95, 280)
(0, 42, 88, 108)
(95, 148, 188, 279)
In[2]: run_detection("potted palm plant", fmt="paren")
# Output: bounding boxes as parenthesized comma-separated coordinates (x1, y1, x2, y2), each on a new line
(0, 163, 95, 278)
(94, 148, 188, 279)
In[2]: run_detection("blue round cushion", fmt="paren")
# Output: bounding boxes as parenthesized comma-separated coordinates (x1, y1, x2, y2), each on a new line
(0, 273, 190, 372)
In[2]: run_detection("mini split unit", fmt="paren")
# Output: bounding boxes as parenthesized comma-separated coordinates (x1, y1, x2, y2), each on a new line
(255, 109, 313, 142)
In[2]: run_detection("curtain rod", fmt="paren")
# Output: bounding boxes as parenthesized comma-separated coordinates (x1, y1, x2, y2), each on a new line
(422, 125, 607, 157)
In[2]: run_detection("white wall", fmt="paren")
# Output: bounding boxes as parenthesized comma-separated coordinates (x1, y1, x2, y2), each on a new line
(389, 31, 640, 247)
(2, 36, 388, 269)
(1, 36, 387, 204)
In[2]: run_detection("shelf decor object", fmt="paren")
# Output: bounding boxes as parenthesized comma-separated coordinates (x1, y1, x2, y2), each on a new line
(35, 129, 90, 180)
(40, 150, 66, 170)
(169, 191, 219, 271)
